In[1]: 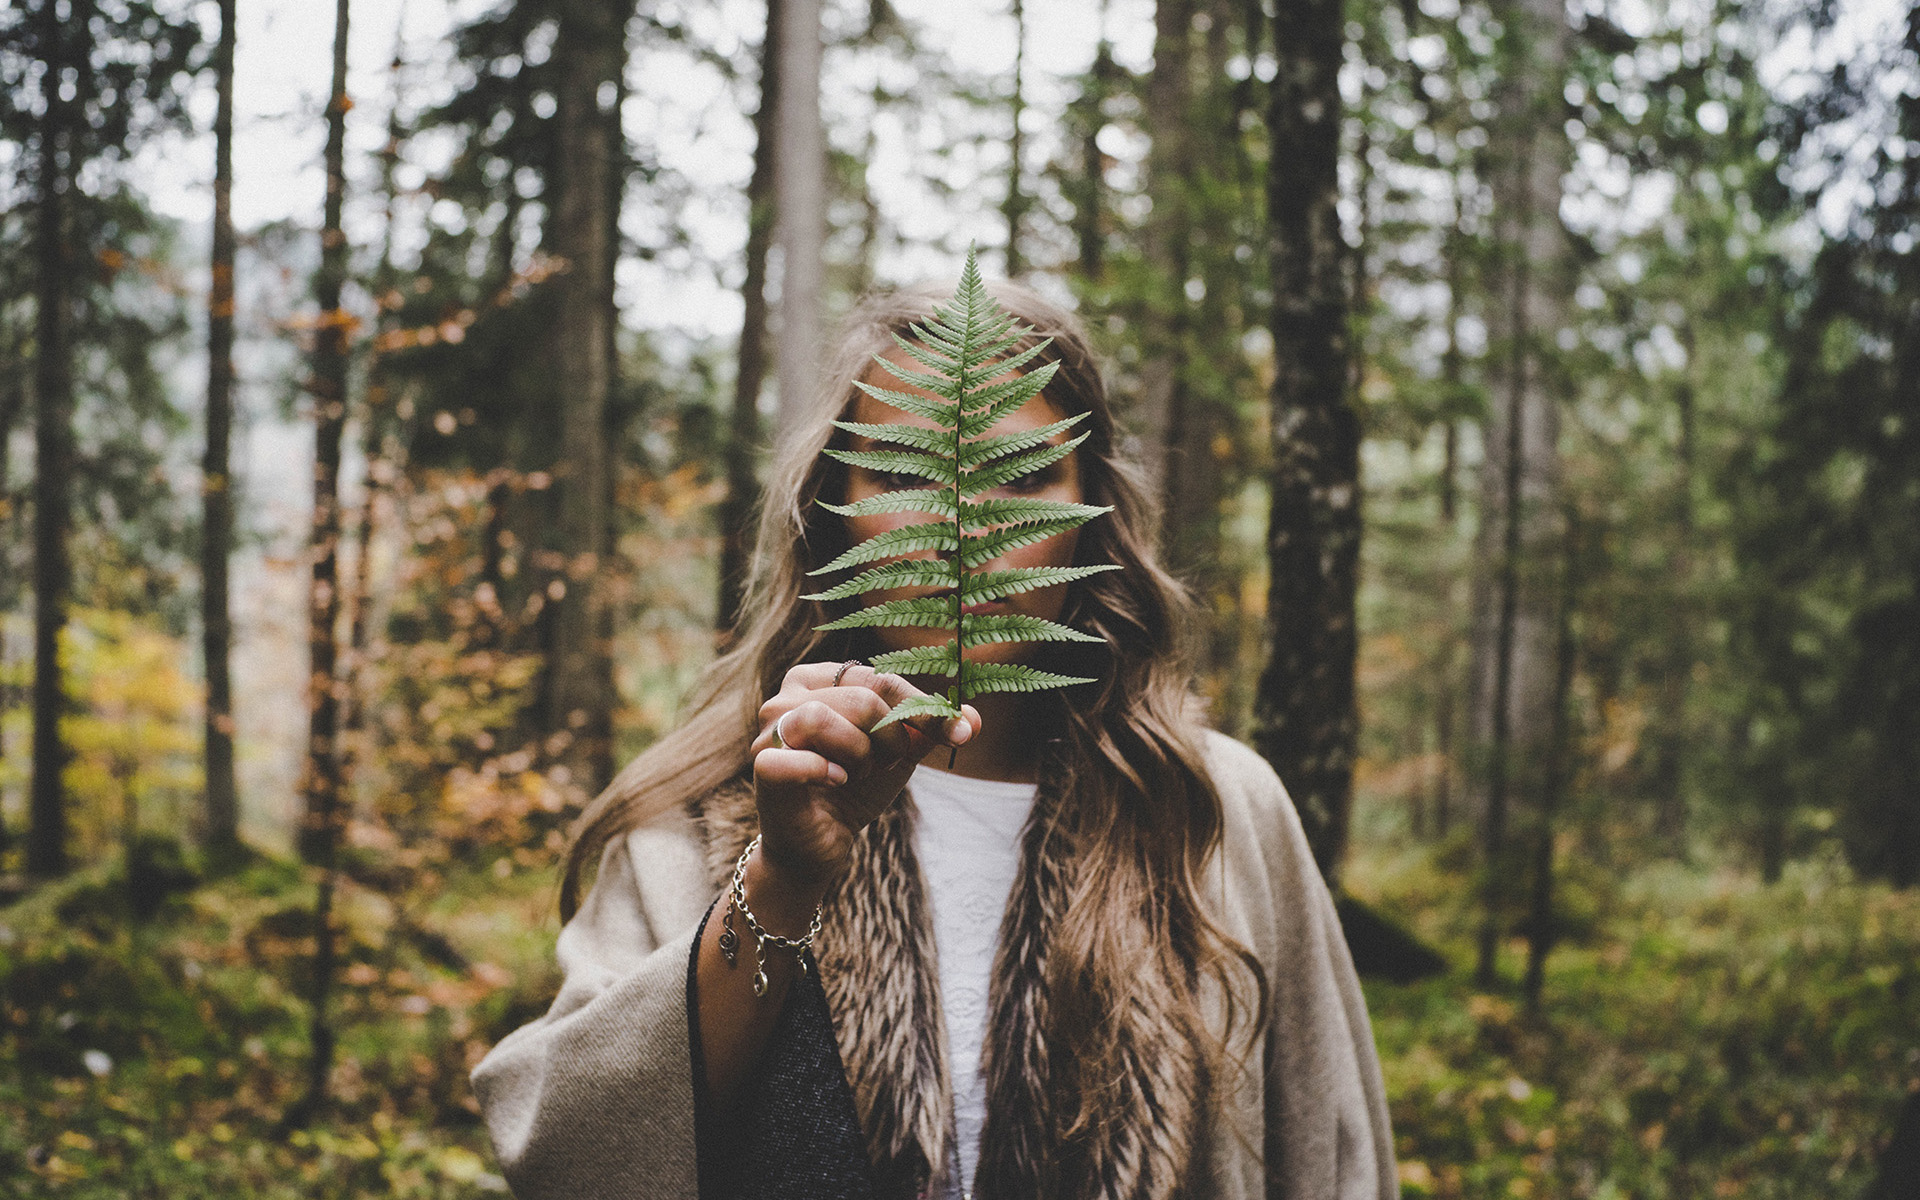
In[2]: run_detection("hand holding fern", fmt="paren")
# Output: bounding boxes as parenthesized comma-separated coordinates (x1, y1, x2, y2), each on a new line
(751, 661, 980, 891)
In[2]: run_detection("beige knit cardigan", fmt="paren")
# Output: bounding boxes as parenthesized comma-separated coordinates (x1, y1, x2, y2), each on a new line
(473, 730, 1397, 1199)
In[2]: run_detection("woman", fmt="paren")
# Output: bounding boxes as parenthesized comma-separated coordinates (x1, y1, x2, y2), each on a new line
(473, 279, 1395, 1199)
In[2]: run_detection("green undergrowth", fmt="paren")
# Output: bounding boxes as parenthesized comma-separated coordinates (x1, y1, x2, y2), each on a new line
(7, 834, 1916, 1197)
(0, 848, 561, 1197)
(1353, 838, 1920, 1199)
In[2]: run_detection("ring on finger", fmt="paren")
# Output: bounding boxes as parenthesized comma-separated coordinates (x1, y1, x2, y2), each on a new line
(832, 659, 861, 688)
(772, 711, 793, 749)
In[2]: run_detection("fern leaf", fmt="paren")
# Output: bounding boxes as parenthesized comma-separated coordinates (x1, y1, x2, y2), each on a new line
(852, 380, 961, 428)
(961, 517, 1092, 569)
(917, 317, 973, 353)
(832, 419, 956, 455)
(960, 362, 1057, 434)
(960, 614, 1105, 647)
(962, 564, 1121, 603)
(961, 662, 1098, 695)
(870, 693, 963, 731)
(870, 355, 961, 398)
(960, 434, 1090, 497)
(822, 447, 951, 484)
(964, 337, 1054, 390)
(904, 323, 967, 360)
(816, 596, 959, 631)
(810, 523, 959, 576)
(961, 497, 1110, 531)
(960, 412, 1089, 470)
(801, 559, 961, 602)
(870, 643, 961, 677)
(887, 333, 964, 378)
(819, 489, 956, 520)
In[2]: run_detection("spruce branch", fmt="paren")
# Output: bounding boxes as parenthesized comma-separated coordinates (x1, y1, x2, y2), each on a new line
(799, 247, 1116, 735)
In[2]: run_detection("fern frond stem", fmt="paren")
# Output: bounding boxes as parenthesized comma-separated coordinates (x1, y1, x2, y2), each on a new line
(955, 259, 981, 728)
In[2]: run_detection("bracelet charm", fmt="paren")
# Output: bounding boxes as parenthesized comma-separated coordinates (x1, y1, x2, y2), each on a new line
(726, 835, 824, 998)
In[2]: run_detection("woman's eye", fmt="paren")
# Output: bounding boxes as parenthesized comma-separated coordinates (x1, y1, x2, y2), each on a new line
(880, 471, 932, 489)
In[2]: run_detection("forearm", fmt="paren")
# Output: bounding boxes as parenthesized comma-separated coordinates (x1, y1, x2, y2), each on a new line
(694, 842, 836, 1104)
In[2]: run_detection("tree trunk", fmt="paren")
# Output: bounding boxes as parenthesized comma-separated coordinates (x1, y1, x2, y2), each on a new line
(1002, 0, 1028, 277)
(543, 0, 631, 800)
(1432, 637, 1456, 840)
(1470, 0, 1567, 988)
(0, 367, 19, 857)
(1252, 0, 1358, 882)
(28, 0, 79, 879)
(201, 0, 241, 863)
(1151, 0, 1230, 588)
(718, 0, 782, 634)
(343, 36, 409, 806)
(1430, 178, 1470, 843)
(1524, 504, 1581, 1012)
(289, 0, 352, 1127)
(1070, 40, 1112, 281)
(1, 325, 26, 858)
(1438, 169, 1469, 524)
(1136, 0, 1194, 507)
(1650, 322, 1697, 847)
(1192, 0, 1255, 719)
(1403, 0, 1469, 842)
(1350, 118, 1374, 398)
(775, 0, 824, 439)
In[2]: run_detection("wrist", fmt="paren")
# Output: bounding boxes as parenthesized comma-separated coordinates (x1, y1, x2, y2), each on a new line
(754, 832, 844, 902)
(744, 840, 835, 936)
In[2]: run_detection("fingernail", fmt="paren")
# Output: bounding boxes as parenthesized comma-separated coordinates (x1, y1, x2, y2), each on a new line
(826, 763, 848, 785)
(950, 719, 972, 745)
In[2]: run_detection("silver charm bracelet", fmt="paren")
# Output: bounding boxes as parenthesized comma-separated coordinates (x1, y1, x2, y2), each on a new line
(719, 834, 824, 996)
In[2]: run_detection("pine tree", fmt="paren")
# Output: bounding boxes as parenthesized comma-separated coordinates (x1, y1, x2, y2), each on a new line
(288, 0, 353, 1128)
(718, 0, 784, 634)
(1470, 0, 1570, 986)
(775, 0, 825, 436)
(201, 0, 240, 862)
(542, 0, 634, 799)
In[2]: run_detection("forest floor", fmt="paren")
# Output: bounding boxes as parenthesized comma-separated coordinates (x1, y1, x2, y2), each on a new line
(2, 837, 1916, 1198)
(1354, 837, 1920, 1199)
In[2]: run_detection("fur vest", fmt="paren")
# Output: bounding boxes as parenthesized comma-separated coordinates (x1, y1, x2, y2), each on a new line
(699, 766, 1214, 1200)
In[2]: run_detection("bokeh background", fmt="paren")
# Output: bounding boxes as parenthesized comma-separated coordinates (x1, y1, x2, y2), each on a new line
(1, 0, 1917, 1194)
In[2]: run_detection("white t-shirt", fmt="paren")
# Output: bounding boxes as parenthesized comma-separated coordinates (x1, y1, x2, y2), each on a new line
(908, 762, 1038, 1199)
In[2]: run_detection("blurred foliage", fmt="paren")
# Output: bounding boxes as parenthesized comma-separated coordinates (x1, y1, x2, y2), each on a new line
(3, 820, 1911, 1195)
(0, 0, 1917, 1192)
(2, 610, 203, 862)
(62, 610, 203, 857)
(1356, 839, 1920, 1199)
(365, 469, 554, 842)
(0, 853, 559, 1196)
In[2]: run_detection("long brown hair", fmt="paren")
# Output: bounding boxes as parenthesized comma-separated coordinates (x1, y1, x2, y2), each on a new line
(561, 278, 1264, 1147)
